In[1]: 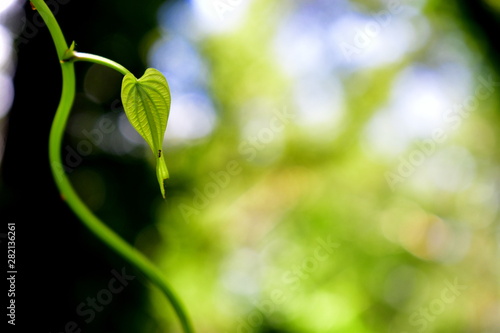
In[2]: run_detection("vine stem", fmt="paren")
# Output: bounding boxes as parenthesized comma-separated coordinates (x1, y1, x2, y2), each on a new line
(31, 1, 194, 332)
(70, 52, 131, 76)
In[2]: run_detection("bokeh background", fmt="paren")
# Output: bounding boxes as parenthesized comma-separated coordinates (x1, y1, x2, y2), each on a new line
(1, 0, 499, 332)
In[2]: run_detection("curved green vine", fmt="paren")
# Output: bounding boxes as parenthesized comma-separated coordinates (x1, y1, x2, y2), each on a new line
(31, 1, 194, 332)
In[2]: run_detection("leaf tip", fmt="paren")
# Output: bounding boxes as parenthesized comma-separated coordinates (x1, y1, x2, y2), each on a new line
(157, 156, 169, 199)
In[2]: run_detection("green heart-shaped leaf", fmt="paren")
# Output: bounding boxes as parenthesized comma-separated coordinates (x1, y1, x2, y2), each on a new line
(121, 68, 171, 198)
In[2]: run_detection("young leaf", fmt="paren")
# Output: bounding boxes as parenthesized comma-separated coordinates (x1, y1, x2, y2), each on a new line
(121, 68, 171, 198)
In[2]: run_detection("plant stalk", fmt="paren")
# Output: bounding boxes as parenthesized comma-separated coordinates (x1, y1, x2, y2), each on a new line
(30, 1, 194, 332)
(70, 51, 131, 76)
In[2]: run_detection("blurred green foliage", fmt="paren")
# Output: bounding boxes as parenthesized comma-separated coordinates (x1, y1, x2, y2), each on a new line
(139, 0, 500, 332)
